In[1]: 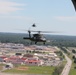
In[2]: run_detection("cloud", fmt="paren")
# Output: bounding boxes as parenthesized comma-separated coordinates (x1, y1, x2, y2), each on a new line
(54, 16, 76, 22)
(0, 15, 35, 23)
(0, 15, 33, 19)
(0, 0, 25, 14)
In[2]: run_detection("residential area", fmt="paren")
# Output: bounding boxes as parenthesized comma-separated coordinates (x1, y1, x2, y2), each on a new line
(0, 43, 62, 69)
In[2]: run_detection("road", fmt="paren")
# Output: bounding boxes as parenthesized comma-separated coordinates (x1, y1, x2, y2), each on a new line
(55, 47, 72, 75)
(61, 52, 72, 75)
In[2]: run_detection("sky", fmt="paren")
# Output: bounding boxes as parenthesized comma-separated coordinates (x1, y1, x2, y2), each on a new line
(0, 0, 76, 36)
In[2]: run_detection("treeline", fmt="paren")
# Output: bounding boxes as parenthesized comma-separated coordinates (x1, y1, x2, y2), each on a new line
(0, 32, 76, 47)
(52, 64, 64, 75)
(0, 33, 30, 45)
(44, 35, 76, 47)
(59, 47, 68, 53)
(72, 55, 76, 69)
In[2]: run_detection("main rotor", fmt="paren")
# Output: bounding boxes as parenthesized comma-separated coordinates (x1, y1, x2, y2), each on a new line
(23, 23, 60, 45)
(27, 23, 59, 34)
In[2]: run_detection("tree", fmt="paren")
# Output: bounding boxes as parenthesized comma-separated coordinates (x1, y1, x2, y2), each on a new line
(72, 55, 75, 59)
(72, 49, 76, 53)
(74, 58, 76, 63)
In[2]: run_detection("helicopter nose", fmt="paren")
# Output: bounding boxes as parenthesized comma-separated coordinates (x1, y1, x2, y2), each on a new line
(46, 40, 51, 43)
(41, 38, 46, 41)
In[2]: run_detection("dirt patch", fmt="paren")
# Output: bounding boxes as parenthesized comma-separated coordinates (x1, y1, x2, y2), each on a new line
(16, 67, 29, 71)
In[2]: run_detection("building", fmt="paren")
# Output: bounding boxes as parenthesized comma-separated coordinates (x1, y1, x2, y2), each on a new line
(25, 58, 44, 66)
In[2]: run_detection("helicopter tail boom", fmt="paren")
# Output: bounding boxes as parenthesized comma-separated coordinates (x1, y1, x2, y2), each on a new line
(23, 37, 30, 40)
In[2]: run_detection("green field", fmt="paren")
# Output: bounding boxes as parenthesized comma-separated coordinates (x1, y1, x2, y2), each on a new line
(3, 65, 55, 75)
(66, 47, 76, 75)
(69, 69, 76, 75)
(69, 63, 76, 75)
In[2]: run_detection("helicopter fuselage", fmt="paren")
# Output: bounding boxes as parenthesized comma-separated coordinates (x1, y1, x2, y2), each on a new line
(23, 33, 46, 44)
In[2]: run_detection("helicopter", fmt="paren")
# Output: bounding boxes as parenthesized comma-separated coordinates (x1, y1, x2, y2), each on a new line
(23, 24, 57, 45)
(71, 0, 76, 11)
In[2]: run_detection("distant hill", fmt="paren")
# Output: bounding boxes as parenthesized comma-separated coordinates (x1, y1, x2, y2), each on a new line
(0, 32, 76, 47)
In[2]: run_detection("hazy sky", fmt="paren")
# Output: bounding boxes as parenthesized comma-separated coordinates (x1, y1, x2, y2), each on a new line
(0, 0, 76, 36)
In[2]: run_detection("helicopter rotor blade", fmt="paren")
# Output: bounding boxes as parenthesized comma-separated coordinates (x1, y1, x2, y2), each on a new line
(16, 29, 61, 33)
(72, 0, 76, 11)
(26, 30, 60, 33)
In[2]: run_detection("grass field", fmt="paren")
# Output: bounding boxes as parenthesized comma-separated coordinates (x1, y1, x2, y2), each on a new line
(3, 65, 55, 75)
(69, 69, 76, 75)
(66, 47, 76, 75)
(0, 64, 5, 71)
(66, 52, 76, 75)
(69, 62, 76, 75)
